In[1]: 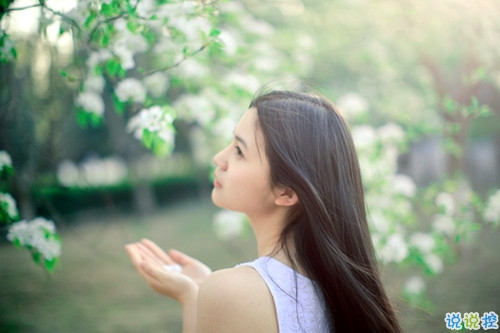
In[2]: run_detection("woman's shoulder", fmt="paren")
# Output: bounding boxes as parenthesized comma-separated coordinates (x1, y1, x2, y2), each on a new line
(196, 265, 278, 333)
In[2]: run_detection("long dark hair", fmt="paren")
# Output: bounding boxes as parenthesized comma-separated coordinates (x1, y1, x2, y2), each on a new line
(250, 90, 402, 333)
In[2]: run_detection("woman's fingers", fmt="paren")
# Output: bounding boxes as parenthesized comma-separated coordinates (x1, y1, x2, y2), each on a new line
(168, 248, 195, 265)
(125, 244, 143, 268)
(141, 238, 174, 263)
(135, 242, 169, 266)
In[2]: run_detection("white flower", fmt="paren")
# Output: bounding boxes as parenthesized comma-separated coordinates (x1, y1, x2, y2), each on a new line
(0, 192, 18, 219)
(143, 72, 169, 98)
(370, 212, 390, 234)
(483, 189, 500, 225)
(0, 150, 12, 171)
(377, 233, 408, 264)
(212, 210, 246, 240)
(218, 29, 239, 56)
(409, 232, 435, 254)
(29, 217, 56, 233)
(225, 72, 261, 94)
(173, 58, 209, 79)
(57, 160, 80, 187)
(112, 22, 149, 69)
(83, 75, 105, 93)
(115, 78, 146, 103)
(392, 174, 417, 198)
(7, 218, 61, 260)
(432, 214, 455, 236)
(377, 123, 405, 145)
(75, 91, 105, 116)
(173, 93, 214, 125)
(86, 49, 112, 69)
(136, 0, 157, 17)
(337, 92, 368, 118)
(7, 220, 31, 245)
(424, 253, 443, 274)
(80, 156, 128, 187)
(404, 275, 426, 295)
(351, 125, 376, 151)
(127, 106, 176, 147)
(436, 192, 456, 215)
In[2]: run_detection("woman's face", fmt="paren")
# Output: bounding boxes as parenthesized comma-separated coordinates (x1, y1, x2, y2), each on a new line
(212, 108, 277, 217)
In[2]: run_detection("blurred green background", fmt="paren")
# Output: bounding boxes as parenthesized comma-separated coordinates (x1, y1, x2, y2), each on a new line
(1, 0, 499, 332)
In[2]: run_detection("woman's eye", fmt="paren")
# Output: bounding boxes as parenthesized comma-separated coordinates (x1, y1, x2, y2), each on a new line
(235, 146, 243, 157)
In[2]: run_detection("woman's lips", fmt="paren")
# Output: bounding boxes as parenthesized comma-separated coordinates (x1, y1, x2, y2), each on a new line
(213, 178, 222, 188)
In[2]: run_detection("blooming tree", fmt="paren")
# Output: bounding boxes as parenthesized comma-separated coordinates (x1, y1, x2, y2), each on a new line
(0, 0, 311, 270)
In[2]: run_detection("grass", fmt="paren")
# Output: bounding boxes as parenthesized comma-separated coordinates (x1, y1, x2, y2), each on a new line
(0, 197, 498, 332)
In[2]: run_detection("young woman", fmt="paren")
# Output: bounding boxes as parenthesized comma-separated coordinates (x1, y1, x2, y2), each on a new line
(126, 90, 402, 332)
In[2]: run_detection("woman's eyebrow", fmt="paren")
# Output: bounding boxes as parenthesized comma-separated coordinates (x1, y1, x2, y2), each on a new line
(234, 133, 248, 150)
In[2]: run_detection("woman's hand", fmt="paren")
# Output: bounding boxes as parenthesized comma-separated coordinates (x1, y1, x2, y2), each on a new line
(125, 238, 212, 303)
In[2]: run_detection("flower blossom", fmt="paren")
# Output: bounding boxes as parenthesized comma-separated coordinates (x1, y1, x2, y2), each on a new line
(127, 106, 176, 146)
(83, 75, 105, 93)
(435, 192, 456, 215)
(483, 189, 500, 225)
(0, 150, 12, 171)
(7, 217, 61, 260)
(0, 192, 18, 219)
(392, 174, 417, 198)
(337, 92, 369, 119)
(143, 72, 169, 98)
(75, 91, 105, 116)
(115, 78, 146, 103)
(403, 275, 426, 295)
(377, 123, 405, 145)
(409, 232, 435, 254)
(377, 232, 408, 264)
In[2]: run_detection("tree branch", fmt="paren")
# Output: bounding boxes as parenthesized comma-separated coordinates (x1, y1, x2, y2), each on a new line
(142, 42, 213, 76)
(2, 3, 41, 13)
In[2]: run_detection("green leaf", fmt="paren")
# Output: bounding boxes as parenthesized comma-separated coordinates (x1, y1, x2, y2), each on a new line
(76, 110, 103, 128)
(113, 95, 126, 114)
(443, 96, 457, 113)
(84, 12, 97, 28)
(142, 129, 154, 148)
(209, 28, 221, 38)
(32, 251, 41, 265)
(127, 18, 140, 34)
(44, 258, 58, 273)
(151, 136, 169, 157)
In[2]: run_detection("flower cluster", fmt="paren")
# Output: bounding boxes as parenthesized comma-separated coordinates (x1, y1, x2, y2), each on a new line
(127, 106, 176, 156)
(0, 150, 13, 177)
(7, 217, 62, 270)
(0, 192, 18, 222)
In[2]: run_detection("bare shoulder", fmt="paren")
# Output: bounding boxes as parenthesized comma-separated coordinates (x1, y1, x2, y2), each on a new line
(196, 265, 278, 333)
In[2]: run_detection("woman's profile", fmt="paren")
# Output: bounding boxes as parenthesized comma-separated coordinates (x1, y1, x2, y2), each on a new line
(126, 89, 402, 332)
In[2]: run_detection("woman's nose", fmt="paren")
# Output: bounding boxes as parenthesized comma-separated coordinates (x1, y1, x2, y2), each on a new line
(213, 148, 228, 170)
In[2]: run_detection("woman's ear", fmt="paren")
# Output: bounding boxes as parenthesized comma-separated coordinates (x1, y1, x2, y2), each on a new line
(274, 186, 299, 207)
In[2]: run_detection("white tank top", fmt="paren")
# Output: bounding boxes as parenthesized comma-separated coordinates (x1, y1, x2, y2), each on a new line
(237, 256, 329, 332)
